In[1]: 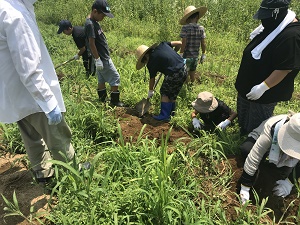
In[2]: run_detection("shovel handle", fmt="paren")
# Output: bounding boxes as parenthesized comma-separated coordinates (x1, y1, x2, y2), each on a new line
(153, 73, 163, 90)
(55, 57, 75, 69)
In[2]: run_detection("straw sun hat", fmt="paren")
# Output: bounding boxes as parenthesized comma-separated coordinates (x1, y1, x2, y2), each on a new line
(278, 113, 300, 160)
(191, 91, 218, 113)
(179, 6, 207, 25)
(135, 43, 158, 70)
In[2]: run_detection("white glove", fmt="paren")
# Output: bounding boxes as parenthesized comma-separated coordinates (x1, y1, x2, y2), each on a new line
(273, 178, 293, 197)
(200, 54, 206, 64)
(95, 57, 104, 71)
(240, 184, 250, 204)
(217, 119, 231, 130)
(192, 118, 201, 129)
(246, 81, 269, 100)
(73, 54, 80, 60)
(147, 90, 154, 98)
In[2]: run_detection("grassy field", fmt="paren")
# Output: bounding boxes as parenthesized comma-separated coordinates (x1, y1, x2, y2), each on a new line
(1, 0, 300, 224)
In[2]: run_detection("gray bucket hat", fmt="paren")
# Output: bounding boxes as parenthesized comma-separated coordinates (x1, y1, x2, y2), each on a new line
(253, 0, 291, 20)
(191, 92, 218, 113)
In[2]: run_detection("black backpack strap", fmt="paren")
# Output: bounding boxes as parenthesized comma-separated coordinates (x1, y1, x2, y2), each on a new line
(270, 117, 289, 137)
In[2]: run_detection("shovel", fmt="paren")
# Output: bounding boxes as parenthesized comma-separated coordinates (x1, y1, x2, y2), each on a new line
(135, 73, 163, 117)
(55, 57, 75, 69)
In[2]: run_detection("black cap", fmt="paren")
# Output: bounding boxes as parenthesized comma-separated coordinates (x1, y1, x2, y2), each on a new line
(253, 0, 291, 20)
(57, 20, 72, 34)
(92, 0, 114, 18)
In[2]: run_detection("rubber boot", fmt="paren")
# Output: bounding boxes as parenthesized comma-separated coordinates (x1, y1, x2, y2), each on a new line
(110, 91, 124, 107)
(171, 102, 176, 117)
(153, 102, 173, 121)
(97, 89, 107, 102)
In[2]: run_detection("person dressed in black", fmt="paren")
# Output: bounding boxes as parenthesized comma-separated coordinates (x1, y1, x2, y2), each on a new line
(57, 20, 95, 78)
(191, 91, 237, 132)
(234, 0, 300, 136)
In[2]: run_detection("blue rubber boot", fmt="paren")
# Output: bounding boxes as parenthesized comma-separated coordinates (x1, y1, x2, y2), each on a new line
(153, 102, 173, 121)
(171, 102, 176, 116)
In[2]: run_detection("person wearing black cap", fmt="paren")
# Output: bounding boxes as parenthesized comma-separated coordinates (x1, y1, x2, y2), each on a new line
(57, 20, 95, 78)
(234, 0, 300, 136)
(84, 0, 124, 106)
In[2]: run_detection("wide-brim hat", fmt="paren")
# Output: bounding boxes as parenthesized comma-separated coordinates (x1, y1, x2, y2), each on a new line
(135, 43, 158, 70)
(191, 91, 218, 113)
(277, 113, 300, 160)
(179, 6, 207, 25)
(253, 0, 290, 20)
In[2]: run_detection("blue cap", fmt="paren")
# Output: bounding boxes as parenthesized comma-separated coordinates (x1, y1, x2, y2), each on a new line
(57, 20, 72, 34)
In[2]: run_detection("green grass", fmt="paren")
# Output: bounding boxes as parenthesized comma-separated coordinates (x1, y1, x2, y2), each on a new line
(1, 0, 300, 224)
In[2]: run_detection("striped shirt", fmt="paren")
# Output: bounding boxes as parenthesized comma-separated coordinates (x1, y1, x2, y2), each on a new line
(180, 23, 206, 58)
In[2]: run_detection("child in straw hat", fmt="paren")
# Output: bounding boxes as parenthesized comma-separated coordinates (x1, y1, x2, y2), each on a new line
(191, 91, 237, 132)
(179, 5, 207, 83)
(135, 41, 187, 121)
(238, 112, 300, 204)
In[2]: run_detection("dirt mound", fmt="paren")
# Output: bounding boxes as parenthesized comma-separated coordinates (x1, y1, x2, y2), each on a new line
(115, 107, 191, 144)
(0, 153, 49, 225)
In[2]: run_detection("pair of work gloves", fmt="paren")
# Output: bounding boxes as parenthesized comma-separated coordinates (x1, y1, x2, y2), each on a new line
(192, 118, 231, 130)
(179, 53, 206, 64)
(240, 178, 294, 204)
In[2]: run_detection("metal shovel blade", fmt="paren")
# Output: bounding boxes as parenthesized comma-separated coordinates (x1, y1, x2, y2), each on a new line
(135, 98, 151, 117)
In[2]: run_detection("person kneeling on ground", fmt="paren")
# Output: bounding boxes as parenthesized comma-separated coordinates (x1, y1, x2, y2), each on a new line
(135, 41, 187, 121)
(191, 91, 237, 133)
(238, 113, 300, 204)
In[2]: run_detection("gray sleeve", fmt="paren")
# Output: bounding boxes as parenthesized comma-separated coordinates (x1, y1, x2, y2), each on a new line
(244, 115, 288, 175)
(248, 119, 268, 141)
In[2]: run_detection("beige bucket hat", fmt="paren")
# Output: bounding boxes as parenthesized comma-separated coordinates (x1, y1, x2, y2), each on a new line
(179, 6, 207, 25)
(192, 91, 218, 113)
(278, 113, 300, 160)
(135, 43, 158, 70)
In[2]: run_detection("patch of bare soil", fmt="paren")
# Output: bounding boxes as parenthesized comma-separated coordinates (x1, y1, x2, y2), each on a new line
(115, 107, 192, 145)
(0, 152, 50, 225)
(0, 108, 299, 224)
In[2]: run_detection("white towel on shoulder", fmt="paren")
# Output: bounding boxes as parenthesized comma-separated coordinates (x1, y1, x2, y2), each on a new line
(250, 10, 296, 60)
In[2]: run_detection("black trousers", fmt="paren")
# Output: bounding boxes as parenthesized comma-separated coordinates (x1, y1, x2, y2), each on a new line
(82, 51, 95, 76)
